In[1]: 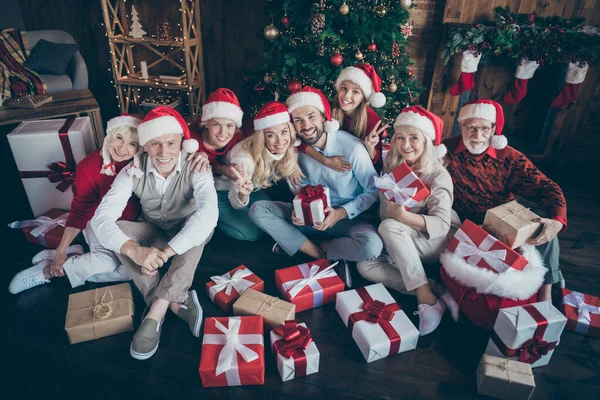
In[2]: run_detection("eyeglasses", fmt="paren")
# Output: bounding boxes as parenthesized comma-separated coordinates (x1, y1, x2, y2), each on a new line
(463, 124, 493, 134)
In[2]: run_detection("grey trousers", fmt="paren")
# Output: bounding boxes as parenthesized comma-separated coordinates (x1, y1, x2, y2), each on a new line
(537, 236, 562, 285)
(249, 200, 383, 262)
(116, 220, 213, 306)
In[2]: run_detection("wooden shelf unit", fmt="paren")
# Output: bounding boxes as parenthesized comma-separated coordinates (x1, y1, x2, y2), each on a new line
(100, 0, 206, 121)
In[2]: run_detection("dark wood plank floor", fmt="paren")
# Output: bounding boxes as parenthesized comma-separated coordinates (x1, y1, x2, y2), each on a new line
(2, 163, 599, 400)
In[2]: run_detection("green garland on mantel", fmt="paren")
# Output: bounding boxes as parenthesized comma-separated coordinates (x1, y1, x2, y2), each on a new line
(443, 7, 600, 67)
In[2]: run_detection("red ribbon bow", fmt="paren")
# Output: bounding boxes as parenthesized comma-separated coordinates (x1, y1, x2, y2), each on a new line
(102, 161, 117, 175)
(518, 336, 556, 363)
(273, 320, 312, 377)
(46, 161, 76, 192)
(363, 299, 396, 324)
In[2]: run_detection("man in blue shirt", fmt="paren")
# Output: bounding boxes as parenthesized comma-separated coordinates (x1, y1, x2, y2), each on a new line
(249, 86, 382, 282)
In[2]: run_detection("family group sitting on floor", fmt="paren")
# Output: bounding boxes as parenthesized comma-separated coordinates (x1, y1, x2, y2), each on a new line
(9, 64, 567, 361)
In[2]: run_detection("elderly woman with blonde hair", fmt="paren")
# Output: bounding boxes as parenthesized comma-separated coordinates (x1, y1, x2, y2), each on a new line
(357, 106, 454, 336)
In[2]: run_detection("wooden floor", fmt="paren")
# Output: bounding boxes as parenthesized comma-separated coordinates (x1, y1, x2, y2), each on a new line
(1, 163, 599, 400)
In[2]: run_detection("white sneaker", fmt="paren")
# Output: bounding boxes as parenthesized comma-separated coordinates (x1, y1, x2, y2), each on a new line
(441, 291, 459, 322)
(9, 261, 52, 294)
(31, 245, 84, 264)
(414, 300, 445, 336)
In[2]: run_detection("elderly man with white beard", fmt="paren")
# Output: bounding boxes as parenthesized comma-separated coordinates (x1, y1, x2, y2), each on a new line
(441, 100, 567, 314)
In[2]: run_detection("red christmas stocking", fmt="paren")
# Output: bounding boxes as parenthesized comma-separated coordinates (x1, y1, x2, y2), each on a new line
(551, 62, 589, 108)
(503, 59, 539, 105)
(449, 51, 481, 96)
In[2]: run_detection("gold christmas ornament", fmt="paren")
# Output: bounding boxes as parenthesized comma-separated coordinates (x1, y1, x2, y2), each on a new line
(263, 74, 273, 84)
(263, 24, 279, 41)
(355, 50, 364, 60)
(339, 2, 349, 15)
(375, 5, 388, 17)
(388, 82, 398, 92)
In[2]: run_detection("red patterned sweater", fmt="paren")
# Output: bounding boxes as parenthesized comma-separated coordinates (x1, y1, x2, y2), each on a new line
(66, 150, 140, 230)
(443, 136, 567, 230)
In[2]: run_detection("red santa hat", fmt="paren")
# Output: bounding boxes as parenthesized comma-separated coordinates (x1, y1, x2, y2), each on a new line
(394, 106, 446, 158)
(101, 114, 141, 176)
(334, 63, 387, 108)
(457, 99, 507, 150)
(253, 101, 291, 131)
(201, 88, 244, 128)
(137, 106, 199, 154)
(285, 86, 340, 133)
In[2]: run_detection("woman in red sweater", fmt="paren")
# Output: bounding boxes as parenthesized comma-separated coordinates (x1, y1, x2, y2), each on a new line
(299, 64, 389, 174)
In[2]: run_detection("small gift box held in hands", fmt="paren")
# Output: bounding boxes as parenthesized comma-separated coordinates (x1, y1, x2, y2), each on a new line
(483, 201, 543, 249)
(206, 265, 264, 313)
(275, 259, 345, 313)
(561, 289, 600, 338)
(270, 320, 319, 381)
(233, 288, 295, 330)
(199, 316, 265, 387)
(476, 355, 535, 400)
(336, 283, 419, 363)
(374, 162, 430, 209)
(485, 301, 567, 368)
(447, 219, 529, 273)
(292, 184, 330, 225)
(8, 208, 69, 249)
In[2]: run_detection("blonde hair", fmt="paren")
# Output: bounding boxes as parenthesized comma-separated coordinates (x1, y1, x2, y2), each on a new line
(384, 125, 444, 178)
(242, 121, 298, 189)
(331, 96, 368, 139)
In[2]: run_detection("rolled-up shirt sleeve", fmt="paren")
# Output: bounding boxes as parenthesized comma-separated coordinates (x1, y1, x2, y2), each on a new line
(91, 167, 135, 254)
(168, 171, 219, 254)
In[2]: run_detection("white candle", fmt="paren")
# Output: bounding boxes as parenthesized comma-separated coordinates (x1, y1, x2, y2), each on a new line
(140, 61, 148, 79)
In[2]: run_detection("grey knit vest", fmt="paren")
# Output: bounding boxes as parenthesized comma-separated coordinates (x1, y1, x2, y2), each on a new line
(132, 152, 196, 231)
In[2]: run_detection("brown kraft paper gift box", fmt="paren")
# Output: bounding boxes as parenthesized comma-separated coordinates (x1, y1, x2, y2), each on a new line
(476, 355, 536, 400)
(233, 288, 295, 330)
(65, 283, 135, 344)
(483, 201, 542, 249)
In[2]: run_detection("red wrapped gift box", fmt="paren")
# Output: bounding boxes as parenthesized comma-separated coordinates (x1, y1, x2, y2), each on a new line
(292, 184, 330, 226)
(374, 162, 430, 209)
(275, 259, 345, 313)
(199, 316, 265, 387)
(8, 208, 69, 249)
(561, 289, 600, 338)
(206, 265, 264, 313)
(447, 219, 528, 273)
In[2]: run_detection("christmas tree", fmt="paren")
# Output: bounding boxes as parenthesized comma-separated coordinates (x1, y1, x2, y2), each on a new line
(129, 5, 147, 39)
(244, 0, 422, 123)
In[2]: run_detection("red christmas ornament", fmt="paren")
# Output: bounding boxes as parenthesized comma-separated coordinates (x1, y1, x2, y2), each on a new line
(287, 79, 302, 93)
(408, 68, 413, 77)
(330, 52, 343, 66)
(368, 42, 377, 51)
(381, 131, 388, 139)
(281, 16, 290, 26)
(254, 83, 265, 93)
(527, 13, 535, 23)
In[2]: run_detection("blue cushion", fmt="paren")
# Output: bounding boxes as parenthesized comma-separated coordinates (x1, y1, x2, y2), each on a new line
(24, 39, 79, 75)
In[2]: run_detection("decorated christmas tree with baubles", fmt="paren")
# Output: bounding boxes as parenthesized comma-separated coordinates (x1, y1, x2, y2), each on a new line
(245, 0, 422, 122)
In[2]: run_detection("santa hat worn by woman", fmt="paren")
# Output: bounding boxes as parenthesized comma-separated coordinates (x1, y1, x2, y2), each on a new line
(101, 114, 141, 176)
(253, 101, 291, 131)
(334, 63, 387, 108)
(457, 99, 507, 150)
(285, 86, 340, 133)
(201, 88, 244, 128)
(393, 105, 446, 158)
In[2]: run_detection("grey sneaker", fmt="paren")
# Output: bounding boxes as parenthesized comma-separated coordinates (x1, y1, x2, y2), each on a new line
(130, 318, 162, 360)
(9, 261, 51, 294)
(176, 290, 203, 337)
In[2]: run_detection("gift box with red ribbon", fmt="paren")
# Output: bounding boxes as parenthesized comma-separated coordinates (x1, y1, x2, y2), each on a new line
(270, 320, 319, 381)
(381, 143, 392, 162)
(374, 162, 430, 209)
(292, 184, 330, 225)
(8, 208, 69, 249)
(7, 117, 96, 217)
(447, 219, 529, 273)
(561, 289, 600, 338)
(275, 259, 345, 313)
(199, 316, 265, 387)
(206, 265, 264, 313)
(485, 301, 567, 368)
(336, 283, 419, 363)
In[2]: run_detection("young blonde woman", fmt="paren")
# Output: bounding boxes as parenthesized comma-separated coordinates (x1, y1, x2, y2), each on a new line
(214, 101, 299, 241)
(356, 106, 454, 335)
(299, 63, 389, 173)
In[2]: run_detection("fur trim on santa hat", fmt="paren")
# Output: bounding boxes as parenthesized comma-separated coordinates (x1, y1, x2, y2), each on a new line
(201, 101, 243, 128)
(335, 66, 387, 108)
(394, 110, 435, 141)
(458, 101, 507, 150)
(286, 88, 340, 133)
(440, 244, 546, 300)
(138, 115, 184, 147)
(433, 143, 447, 158)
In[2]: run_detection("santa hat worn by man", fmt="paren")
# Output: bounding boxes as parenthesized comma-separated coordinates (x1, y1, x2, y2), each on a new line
(285, 86, 340, 133)
(334, 63, 387, 108)
(253, 101, 291, 131)
(393, 105, 446, 158)
(101, 114, 141, 176)
(457, 99, 507, 150)
(201, 88, 244, 128)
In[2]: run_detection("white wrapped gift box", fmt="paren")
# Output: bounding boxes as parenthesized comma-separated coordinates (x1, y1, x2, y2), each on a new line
(270, 322, 319, 382)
